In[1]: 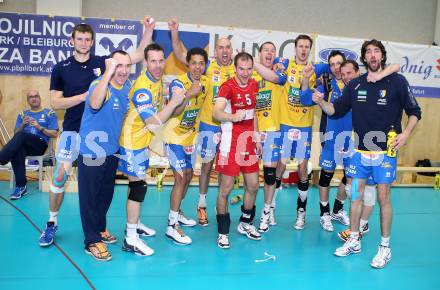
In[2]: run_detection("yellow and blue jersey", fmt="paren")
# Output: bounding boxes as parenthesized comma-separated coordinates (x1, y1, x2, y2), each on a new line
(199, 59, 235, 126)
(164, 73, 210, 146)
(277, 58, 328, 127)
(119, 69, 164, 150)
(252, 70, 286, 132)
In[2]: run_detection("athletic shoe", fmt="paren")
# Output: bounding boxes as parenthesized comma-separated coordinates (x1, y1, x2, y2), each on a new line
(122, 236, 154, 256)
(370, 245, 392, 269)
(269, 207, 277, 226)
(9, 186, 27, 200)
(39, 222, 58, 247)
(331, 209, 350, 226)
(294, 210, 306, 230)
(338, 223, 370, 242)
(178, 210, 196, 227)
(334, 237, 361, 257)
(85, 242, 112, 261)
(197, 207, 208, 227)
(137, 222, 156, 237)
(217, 234, 230, 249)
(166, 223, 192, 245)
(320, 213, 334, 232)
(258, 210, 270, 233)
(237, 222, 262, 241)
(100, 229, 117, 244)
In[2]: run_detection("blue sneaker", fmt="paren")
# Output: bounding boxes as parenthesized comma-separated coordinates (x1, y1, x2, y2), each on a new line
(39, 222, 58, 247)
(9, 186, 27, 200)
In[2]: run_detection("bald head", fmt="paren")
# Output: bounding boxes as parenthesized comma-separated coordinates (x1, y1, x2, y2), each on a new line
(26, 90, 41, 110)
(215, 37, 233, 66)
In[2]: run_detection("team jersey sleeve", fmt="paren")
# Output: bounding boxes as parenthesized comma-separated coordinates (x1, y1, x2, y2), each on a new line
(49, 64, 64, 91)
(300, 85, 323, 106)
(168, 79, 185, 100)
(47, 109, 59, 130)
(217, 82, 233, 101)
(274, 57, 289, 71)
(275, 70, 287, 85)
(85, 79, 103, 114)
(14, 112, 24, 131)
(396, 75, 422, 120)
(313, 63, 330, 79)
(131, 88, 156, 122)
(333, 82, 353, 118)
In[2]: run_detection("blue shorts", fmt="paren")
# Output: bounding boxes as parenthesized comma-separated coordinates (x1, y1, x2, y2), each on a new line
(261, 131, 281, 164)
(117, 147, 149, 179)
(166, 144, 196, 171)
(280, 125, 312, 160)
(319, 148, 350, 171)
(346, 152, 397, 184)
(196, 121, 221, 162)
(55, 131, 80, 163)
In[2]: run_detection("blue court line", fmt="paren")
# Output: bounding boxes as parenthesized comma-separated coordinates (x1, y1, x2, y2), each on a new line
(0, 195, 96, 290)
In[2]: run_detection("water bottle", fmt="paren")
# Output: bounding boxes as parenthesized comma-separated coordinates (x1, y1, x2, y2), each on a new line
(387, 125, 397, 157)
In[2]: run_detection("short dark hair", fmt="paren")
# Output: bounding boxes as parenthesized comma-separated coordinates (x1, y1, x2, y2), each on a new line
(72, 23, 94, 39)
(340, 60, 359, 72)
(234, 52, 254, 67)
(186, 47, 208, 64)
(361, 39, 387, 69)
(294, 34, 313, 47)
(110, 50, 129, 58)
(144, 43, 164, 60)
(328, 50, 346, 63)
(259, 41, 276, 53)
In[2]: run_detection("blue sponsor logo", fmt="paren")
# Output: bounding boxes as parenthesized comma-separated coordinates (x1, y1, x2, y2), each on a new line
(319, 48, 358, 63)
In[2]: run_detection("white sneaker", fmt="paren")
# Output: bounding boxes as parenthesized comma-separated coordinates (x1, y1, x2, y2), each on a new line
(331, 209, 350, 226)
(334, 237, 361, 257)
(237, 222, 262, 241)
(370, 245, 392, 269)
(294, 210, 306, 230)
(258, 210, 270, 233)
(137, 222, 156, 237)
(122, 235, 154, 256)
(269, 207, 277, 226)
(217, 234, 230, 249)
(178, 211, 196, 227)
(166, 223, 192, 245)
(320, 213, 334, 232)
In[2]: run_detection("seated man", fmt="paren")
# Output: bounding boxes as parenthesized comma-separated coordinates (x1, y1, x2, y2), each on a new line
(0, 90, 58, 199)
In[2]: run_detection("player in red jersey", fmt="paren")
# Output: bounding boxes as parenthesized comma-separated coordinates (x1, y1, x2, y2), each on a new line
(213, 52, 262, 249)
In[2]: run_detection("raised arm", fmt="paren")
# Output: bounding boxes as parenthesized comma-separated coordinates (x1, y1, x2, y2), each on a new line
(168, 18, 188, 65)
(129, 16, 155, 64)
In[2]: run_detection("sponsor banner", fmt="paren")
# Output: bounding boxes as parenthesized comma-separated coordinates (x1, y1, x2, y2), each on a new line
(0, 12, 143, 76)
(316, 35, 440, 98)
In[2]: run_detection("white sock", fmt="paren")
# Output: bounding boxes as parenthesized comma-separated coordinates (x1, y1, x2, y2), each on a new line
(263, 203, 271, 213)
(49, 211, 58, 225)
(381, 236, 390, 247)
(168, 210, 179, 225)
(350, 231, 360, 239)
(126, 223, 137, 238)
(320, 200, 328, 206)
(360, 219, 368, 228)
(198, 194, 207, 208)
(337, 198, 345, 204)
(298, 189, 308, 202)
(271, 188, 279, 208)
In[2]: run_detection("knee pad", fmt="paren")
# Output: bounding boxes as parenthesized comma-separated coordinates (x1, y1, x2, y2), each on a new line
(216, 213, 231, 235)
(263, 167, 276, 185)
(53, 162, 68, 188)
(318, 170, 334, 187)
(341, 171, 347, 185)
(298, 179, 309, 192)
(128, 180, 148, 202)
(363, 185, 377, 207)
